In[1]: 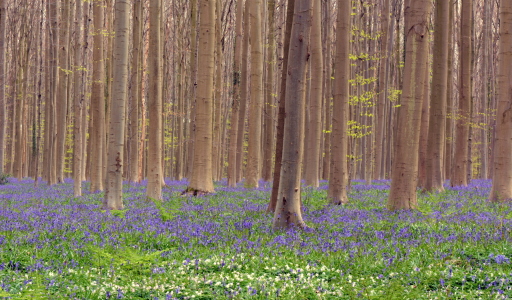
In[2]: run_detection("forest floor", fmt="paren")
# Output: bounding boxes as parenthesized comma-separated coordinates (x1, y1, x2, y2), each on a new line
(0, 178, 511, 299)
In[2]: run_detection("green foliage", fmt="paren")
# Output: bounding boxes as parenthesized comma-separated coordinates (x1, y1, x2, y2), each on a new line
(347, 120, 372, 138)
(0, 173, 10, 185)
(87, 245, 166, 274)
(151, 197, 182, 222)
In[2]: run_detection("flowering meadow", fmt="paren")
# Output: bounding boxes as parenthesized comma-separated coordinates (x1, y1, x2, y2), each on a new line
(1, 178, 512, 299)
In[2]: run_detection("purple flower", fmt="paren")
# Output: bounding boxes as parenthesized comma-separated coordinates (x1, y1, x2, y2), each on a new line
(494, 254, 509, 264)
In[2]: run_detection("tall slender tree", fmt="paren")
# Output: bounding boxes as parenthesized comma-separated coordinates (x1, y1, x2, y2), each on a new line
(90, 0, 106, 192)
(328, 0, 350, 205)
(73, 0, 84, 196)
(262, 0, 276, 182)
(388, 0, 432, 210)
(489, 0, 512, 202)
(44, 0, 59, 185)
(304, 0, 323, 187)
(185, 0, 215, 194)
(104, 0, 130, 209)
(272, 0, 311, 229)
(147, 0, 163, 200)
(451, 0, 472, 187)
(227, 0, 244, 187)
(127, 0, 142, 183)
(268, 0, 294, 213)
(375, 0, 390, 180)
(245, 0, 264, 188)
(56, 0, 70, 183)
(424, 0, 449, 192)
(444, 0, 454, 182)
(0, 0, 6, 175)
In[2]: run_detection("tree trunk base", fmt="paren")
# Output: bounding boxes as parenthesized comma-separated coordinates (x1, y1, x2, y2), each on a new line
(181, 188, 211, 197)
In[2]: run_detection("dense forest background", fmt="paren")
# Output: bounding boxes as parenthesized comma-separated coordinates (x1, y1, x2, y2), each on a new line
(0, 0, 511, 227)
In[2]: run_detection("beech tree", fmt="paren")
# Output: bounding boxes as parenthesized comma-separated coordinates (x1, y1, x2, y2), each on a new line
(304, 0, 323, 188)
(104, 0, 130, 210)
(268, 0, 294, 213)
(375, 0, 390, 180)
(127, 0, 142, 183)
(328, 0, 350, 205)
(0, 0, 6, 175)
(56, 0, 70, 183)
(227, 0, 244, 188)
(245, 0, 263, 188)
(272, 0, 311, 229)
(147, 0, 164, 200)
(424, 0, 450, 193)
(489, 0, 512, 202)
(73, 0, 84, 196)
(90, 0, 106, 192)
(185, 0, 215, 195)
(451, 0, 472, 187)
(388, 0, 432, 210)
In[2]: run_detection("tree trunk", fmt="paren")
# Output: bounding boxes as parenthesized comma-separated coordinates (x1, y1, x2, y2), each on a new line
(268, 0, 294, 213)
(0, 0, 6, 175)
(104, 0, 129, 210)
(451, 0, 472, 187)
(147, 0, 163, 200)
(262, 0, 276, 182)
(212, 0, 223, 181)
(328, 0, 350, 205)
(128, 0, 142, 183)
(417, 60, 430, 189)
(73, 0, 84, 196)
(236, 3, 250, 183)
(245, 0, 264, 188)
(55, 0, 70, 183)
(304, 0, 323, 187)
(424, 0, 449, 193)
(186, 0, 198, 179)
(227, 0, 244, 187)
(489, 0, 512, 202)
(186, 0, 215, 194)
(90, 0, 105, 192)
(45, 0, 59, 185)
(444, 0, 454, 182)
(272, 0, 310, 230)
(387, 0, 431, 210)
(321, 0, 332, 181)
(375, 0, 390, 180)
